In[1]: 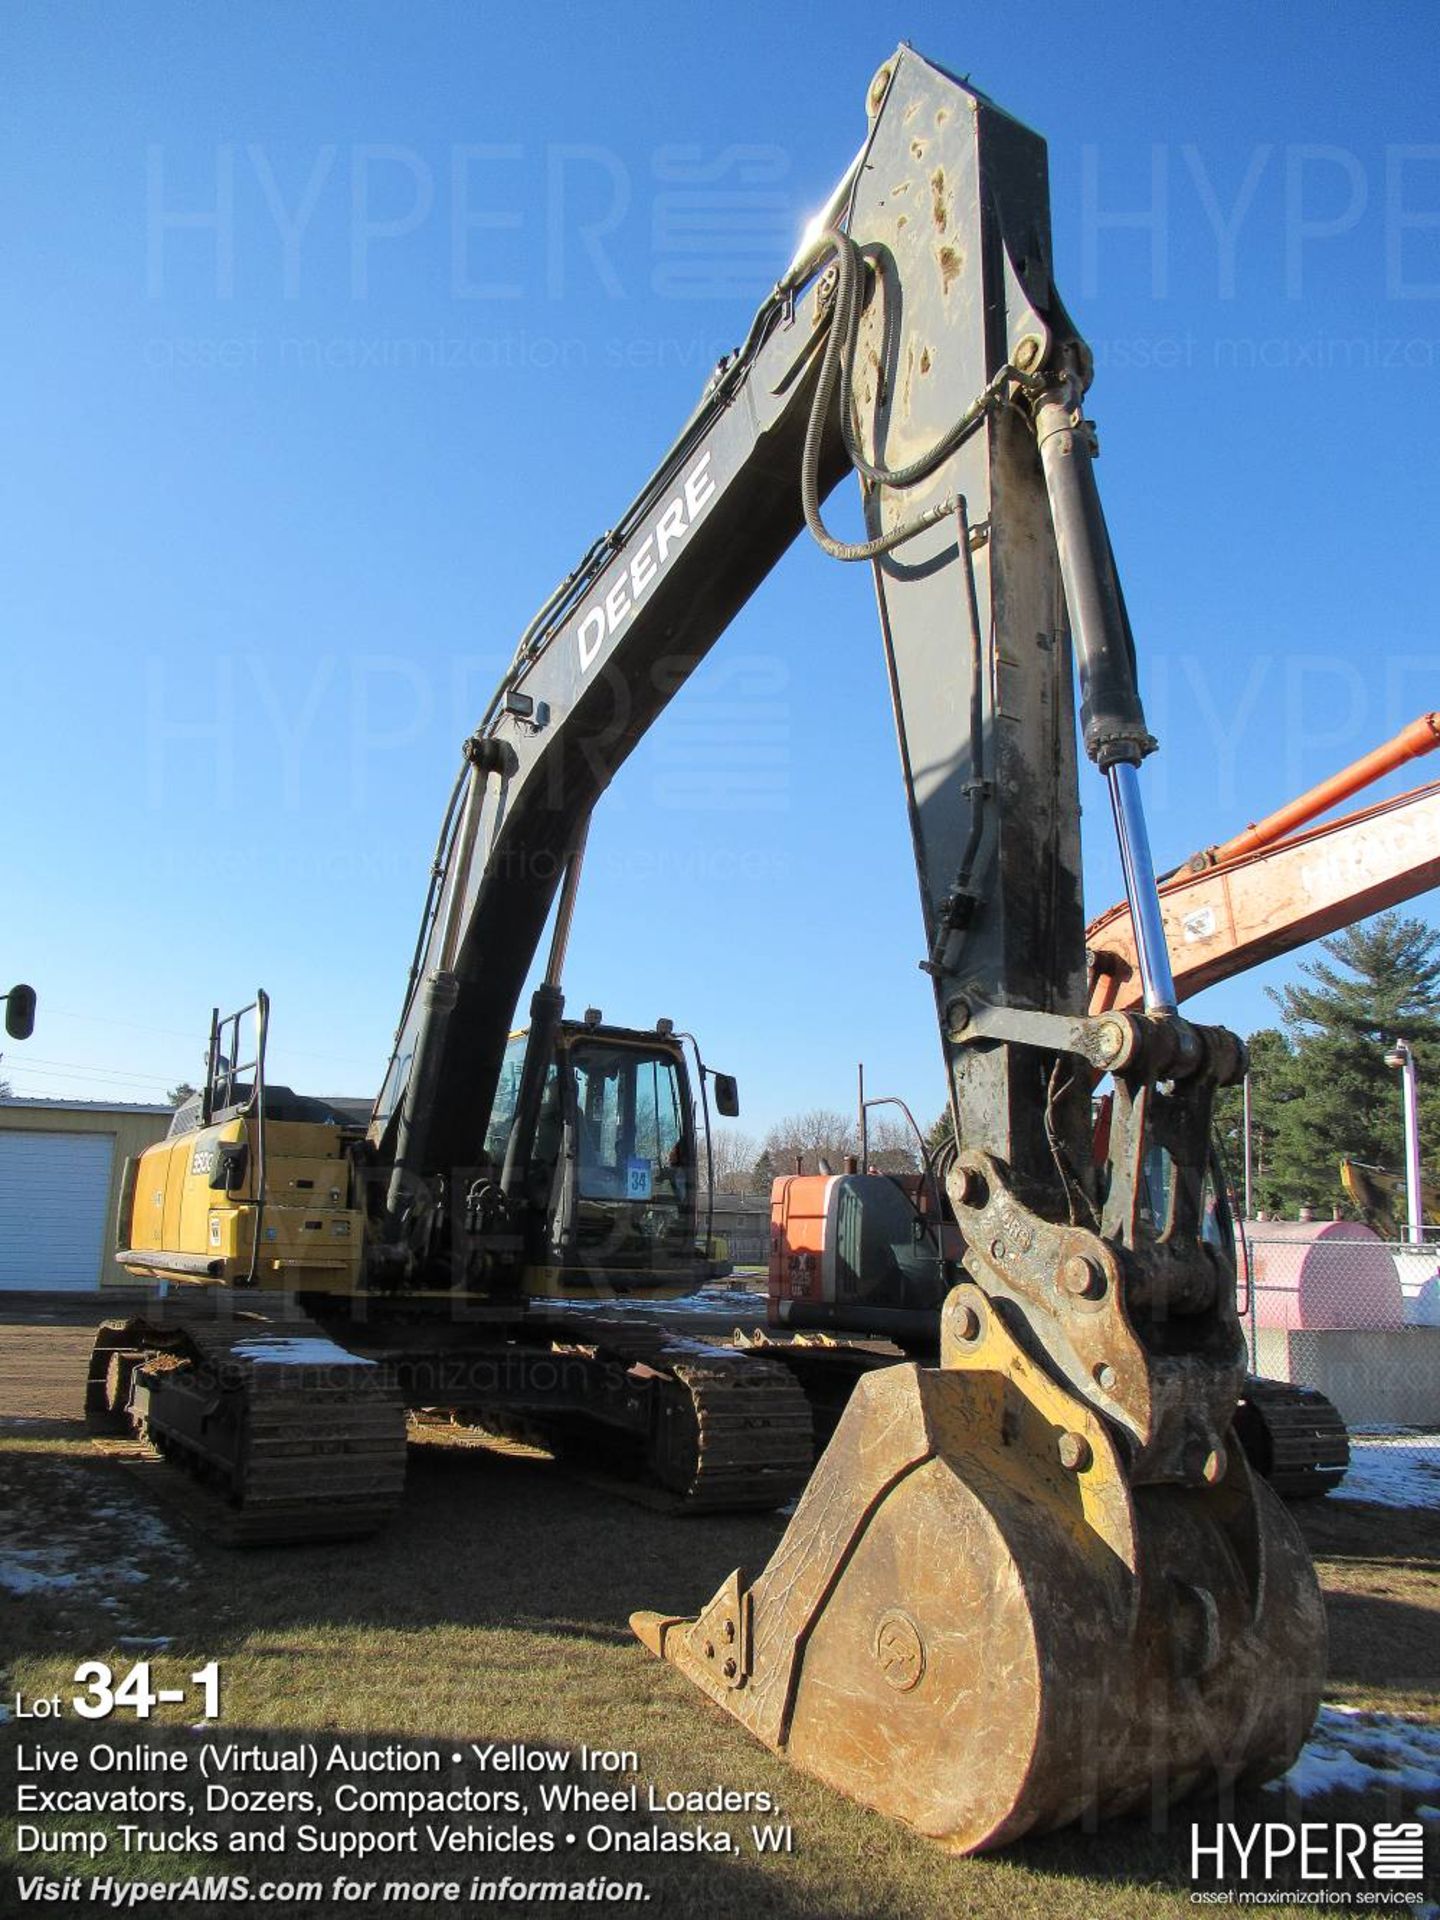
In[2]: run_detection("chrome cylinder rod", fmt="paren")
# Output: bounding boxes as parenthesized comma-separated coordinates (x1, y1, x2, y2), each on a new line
(1107, 760, 1176, 1014)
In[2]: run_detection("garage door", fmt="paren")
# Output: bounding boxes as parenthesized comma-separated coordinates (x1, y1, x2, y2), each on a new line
(0, 1131, 114, 1290)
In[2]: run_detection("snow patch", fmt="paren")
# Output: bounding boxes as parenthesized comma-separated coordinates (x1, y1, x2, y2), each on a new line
(4, 1460, 191, 1610)
(545, 1286, 767, 1322)
(230, 1336, 374, 1367)
(1339, 1436, 1440, 1511)
(1268, 1705, 1440, 1802)
(0, 1551, 81, 1596)
(1, 1544, 152, 1597)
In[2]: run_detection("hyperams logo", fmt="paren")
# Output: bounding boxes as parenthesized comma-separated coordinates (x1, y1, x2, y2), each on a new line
(1190, 1820, 1426, 1899)
(575, 452, 717, 672)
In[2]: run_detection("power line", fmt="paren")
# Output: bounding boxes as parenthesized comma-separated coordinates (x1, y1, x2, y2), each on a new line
(2, 1053, 177, 1088)
(3, 1072, 173, 1099)
(39, 1003, 380, 1071)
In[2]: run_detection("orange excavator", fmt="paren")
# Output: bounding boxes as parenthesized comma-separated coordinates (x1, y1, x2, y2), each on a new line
(1088, 712, 1440, 1014)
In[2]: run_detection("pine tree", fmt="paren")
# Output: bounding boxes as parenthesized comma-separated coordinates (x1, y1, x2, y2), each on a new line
(1265, 912, 1440, 1215)
(1212, 1027, 1300, 1217)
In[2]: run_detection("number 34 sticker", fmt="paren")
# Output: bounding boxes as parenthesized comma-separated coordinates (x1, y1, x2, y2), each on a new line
(625, 1157, 652, 1201)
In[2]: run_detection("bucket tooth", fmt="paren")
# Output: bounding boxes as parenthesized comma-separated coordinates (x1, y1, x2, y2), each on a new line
(633, 1571, 752, 1686)
(635, 1346, 1325, 1853)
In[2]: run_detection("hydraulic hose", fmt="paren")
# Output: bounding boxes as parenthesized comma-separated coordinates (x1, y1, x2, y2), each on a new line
(801, 228, 1013, 563)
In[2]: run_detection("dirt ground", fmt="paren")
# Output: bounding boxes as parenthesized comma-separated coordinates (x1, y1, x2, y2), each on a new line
(0, 1312, 98, 1418)
(2, 1306, 1437, 1919)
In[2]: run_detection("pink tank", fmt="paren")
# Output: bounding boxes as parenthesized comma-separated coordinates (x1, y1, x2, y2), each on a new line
(1240, 1220, 1405, 1330)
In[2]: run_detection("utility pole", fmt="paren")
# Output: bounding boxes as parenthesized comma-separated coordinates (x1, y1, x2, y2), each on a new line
(1383, 1037, 1424, 1244)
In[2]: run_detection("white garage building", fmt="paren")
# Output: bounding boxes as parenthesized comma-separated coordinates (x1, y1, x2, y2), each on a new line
(0, 1098, 172, 1291)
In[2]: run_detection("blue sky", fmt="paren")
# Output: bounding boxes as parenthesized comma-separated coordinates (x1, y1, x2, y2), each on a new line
(3, 1, 1437, 1136)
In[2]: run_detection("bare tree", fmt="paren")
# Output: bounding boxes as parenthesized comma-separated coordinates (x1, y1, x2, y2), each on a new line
(704, 1127, 760, 1193)
(761, 1107, 924, 1177)
(864, 1114, 921, 1174)
(763, 1108, 856, 1175)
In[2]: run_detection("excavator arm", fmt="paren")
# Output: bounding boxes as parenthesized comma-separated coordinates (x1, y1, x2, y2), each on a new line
(376, 43, 1247, 1492)
(366, 46, 1324, 1851)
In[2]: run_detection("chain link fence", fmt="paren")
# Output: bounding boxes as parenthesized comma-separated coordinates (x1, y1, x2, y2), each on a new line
(1239, 1225, 1440, 1430)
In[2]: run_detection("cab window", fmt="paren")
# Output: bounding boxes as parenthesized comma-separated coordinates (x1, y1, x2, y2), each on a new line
(484, 1034, 528, 1163)
(571, 1045, 685, 1201)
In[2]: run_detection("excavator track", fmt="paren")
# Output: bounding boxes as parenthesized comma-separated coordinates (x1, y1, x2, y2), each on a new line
(648, 1352, 814, 1512)
(534, 1312, 815, 1513)
(736, 1328, 1349, 1504)
(1234, 1375, 1350, 1499)
(86, 1314, 407, 1545)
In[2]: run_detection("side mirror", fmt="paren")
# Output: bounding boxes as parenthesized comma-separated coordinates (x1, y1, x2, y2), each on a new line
(712, 1072, 740, 1119)
(5, 984, 36, 1041)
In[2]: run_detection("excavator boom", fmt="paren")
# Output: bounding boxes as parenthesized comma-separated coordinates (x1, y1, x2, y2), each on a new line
(372, 50, 1111, 1234)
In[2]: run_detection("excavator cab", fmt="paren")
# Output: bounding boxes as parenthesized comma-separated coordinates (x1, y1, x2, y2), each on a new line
(487, 1019, 725, 1295)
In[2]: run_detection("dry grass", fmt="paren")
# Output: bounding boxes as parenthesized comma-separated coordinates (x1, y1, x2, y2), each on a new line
(1, 1315, 1437, 1918)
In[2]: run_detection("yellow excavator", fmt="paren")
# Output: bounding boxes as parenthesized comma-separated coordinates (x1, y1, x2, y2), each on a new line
(94, 48, 1330, 1852)
(1341, 1159, 1440, 1233)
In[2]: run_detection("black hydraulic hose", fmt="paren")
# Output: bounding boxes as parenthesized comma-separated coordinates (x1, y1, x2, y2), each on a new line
(828, 231, 999, 490)
(801, 229, 1014, 564)
(913, 496, 988, 974)
(949, 495, 987, 902)
(391, 760, 470, 1041)
(861, 1093, 948, 1255)
(694, 1040, 715, 1268)
(499, 982, 565, 1210)
(1209, 1129, 1253, 1325)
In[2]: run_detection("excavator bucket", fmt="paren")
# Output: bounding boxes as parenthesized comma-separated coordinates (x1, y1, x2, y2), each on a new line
(633, 1287, 1324, 1852)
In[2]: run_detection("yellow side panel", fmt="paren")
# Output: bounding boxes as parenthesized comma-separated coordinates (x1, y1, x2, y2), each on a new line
(128, 1137, 175, 1252)
(161, 1136, 195, 1250)
(129, 1136, 197, 1253)
(127, 1115, 356, 1272)
(177, 1118, 247, 1253)
(207, 1204, 365, 1290)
